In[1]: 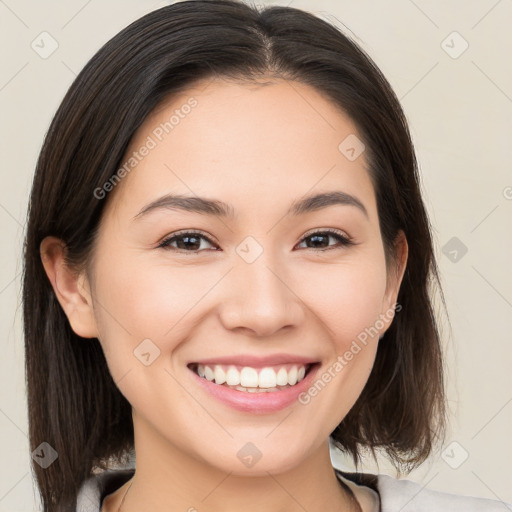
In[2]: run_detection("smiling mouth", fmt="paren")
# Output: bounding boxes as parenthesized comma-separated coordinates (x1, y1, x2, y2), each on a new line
(187, 362, 317, 393)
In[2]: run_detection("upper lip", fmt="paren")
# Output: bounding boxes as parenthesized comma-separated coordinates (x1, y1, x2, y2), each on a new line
(188, 354, 319, 367)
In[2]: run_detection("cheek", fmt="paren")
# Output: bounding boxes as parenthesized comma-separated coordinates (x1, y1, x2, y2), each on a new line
(294, 255, 388, 347)
(90, 254, 208, 420)
(292, 259, 387, 431)
(90, 249, 222, 369)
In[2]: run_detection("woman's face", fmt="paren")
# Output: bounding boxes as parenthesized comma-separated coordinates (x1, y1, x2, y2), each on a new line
(78, 77, 406, 475)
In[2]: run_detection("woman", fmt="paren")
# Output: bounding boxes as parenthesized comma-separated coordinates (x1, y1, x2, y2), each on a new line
(23, 1, 510, 511)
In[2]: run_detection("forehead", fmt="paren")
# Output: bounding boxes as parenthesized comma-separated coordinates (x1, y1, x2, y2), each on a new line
(105, 77, 376, 222)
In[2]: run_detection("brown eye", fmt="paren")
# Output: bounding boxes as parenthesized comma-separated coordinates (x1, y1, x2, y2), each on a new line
(158, 231, 218, 252)
(296, 230, 354, 251)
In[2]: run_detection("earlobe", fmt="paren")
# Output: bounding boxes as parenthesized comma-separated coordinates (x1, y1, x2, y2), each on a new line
(39, 236, 99, 338)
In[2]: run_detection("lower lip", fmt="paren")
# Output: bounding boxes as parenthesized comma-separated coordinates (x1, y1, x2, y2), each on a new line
(189, 363, 320, 414)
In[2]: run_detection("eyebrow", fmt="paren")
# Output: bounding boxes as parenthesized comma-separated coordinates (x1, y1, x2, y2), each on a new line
(132, 190, 369, 221)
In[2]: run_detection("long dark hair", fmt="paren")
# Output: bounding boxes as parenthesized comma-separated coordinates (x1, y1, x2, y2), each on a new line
(23, 1, 447, 510)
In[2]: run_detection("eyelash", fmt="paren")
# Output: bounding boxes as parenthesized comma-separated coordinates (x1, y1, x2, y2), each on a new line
(157, 228, 355, 254)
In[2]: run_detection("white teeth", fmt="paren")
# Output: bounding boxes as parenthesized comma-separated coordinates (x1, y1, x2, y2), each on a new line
(214, 365, 226, 385)
(204, 366, 214, 381)
(276, 367, 288, 386)
(194, 363, 309, 390)
(235, 385, 280, 393)
(288, 366, 298, 386)
(225, 367, 240, 386)
(240, 367, 259, 387)
(258, 367, 277, 388)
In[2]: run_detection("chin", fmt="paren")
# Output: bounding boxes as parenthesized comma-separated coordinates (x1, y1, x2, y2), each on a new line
(197, 436, 313, 477)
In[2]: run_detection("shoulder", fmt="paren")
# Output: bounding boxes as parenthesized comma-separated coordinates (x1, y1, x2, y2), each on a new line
(335, 468, 512, 512)
(76, 469, 135, 512)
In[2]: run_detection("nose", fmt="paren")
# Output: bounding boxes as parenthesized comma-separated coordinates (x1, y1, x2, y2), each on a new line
(218, 255, 304, 338)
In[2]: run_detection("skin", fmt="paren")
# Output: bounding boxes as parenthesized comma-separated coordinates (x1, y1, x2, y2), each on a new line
(41, 77, 408, 512)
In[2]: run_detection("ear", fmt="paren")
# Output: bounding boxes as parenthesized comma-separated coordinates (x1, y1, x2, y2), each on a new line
(40, 236, 99, 338)
(380, 230, 408, 329)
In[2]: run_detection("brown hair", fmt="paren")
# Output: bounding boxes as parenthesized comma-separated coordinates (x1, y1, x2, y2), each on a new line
(23, 1, 447, 510)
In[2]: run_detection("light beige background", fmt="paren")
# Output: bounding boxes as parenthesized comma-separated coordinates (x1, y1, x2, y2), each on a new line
(1, 0, 511, 510)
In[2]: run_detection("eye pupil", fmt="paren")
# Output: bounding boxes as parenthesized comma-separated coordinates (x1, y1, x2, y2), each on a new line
(176, 235, 200, 250)
(307, 234, 329, 248)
